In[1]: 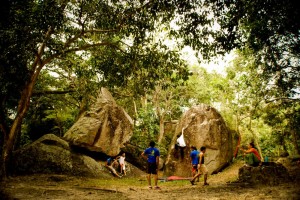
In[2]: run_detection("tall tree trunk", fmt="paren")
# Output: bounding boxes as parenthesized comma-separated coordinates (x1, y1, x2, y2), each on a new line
(157, 115, 165, 144)
(0, 26, 52, 179)
(1, 76, 39, 179)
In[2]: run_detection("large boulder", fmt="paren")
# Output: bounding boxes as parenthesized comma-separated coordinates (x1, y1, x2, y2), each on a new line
(164, 104, 234, 177)
(238, 162, 291, 185)
(12, 134, 108, 178)
(276, 156, 300, 182)
(121, 143, 147, 170)
(64, 88, 134, 156)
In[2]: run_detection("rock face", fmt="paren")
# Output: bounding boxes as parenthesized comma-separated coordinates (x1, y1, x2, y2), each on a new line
(164, 104, 234, 177)
(121, 143, 147, 170)
(276, 157, 300, 182)
(12, 134, 108, 178)
(238, 162, 291, 185)
(64, 88, 134, 156)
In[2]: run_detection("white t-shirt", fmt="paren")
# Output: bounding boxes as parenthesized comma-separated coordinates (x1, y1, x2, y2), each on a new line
(119, 156, 125, 165)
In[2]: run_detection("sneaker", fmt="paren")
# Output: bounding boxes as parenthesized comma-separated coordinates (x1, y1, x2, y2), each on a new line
(190, 180, 195, 185)
(203, 182, 209, 186)
(148, 186, 152, 189)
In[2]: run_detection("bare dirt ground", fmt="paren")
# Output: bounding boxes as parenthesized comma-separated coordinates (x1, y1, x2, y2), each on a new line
(1, 160, 300, 200)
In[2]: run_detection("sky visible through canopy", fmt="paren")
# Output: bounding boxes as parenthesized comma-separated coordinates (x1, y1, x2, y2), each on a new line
(181, 46, 235, 75)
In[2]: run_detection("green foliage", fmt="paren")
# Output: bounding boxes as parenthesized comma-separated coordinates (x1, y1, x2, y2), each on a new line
(1, 0, 201, 149)
(261, 102, 300, 155)
(131, 105, 159, 149)
(23, 94, 76, 142)
(1, 0, 299, 171)
(210, 0, 300, 98)
(224, 49, 300, 157)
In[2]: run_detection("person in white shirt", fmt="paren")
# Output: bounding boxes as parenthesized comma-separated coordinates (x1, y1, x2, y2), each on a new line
(118, 152, 126, 175)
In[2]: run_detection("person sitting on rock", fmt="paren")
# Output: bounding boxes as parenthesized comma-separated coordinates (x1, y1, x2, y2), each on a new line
(239, 142, 261, 167)
(105, 157, 122, 178)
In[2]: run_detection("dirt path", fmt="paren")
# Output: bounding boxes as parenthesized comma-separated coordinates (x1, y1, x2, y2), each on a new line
(1, 161, 300, 200)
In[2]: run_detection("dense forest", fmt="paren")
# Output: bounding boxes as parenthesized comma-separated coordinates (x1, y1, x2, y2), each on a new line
(0, 0, 299, 180)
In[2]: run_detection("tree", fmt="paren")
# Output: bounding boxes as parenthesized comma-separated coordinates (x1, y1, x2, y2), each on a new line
(224, 49, 268, 159)
(0, 0, 212, 179)
(225, 49, 300, 158)
(214, 0, 300, 100)
(2, 0, 298, 179)
(174, 0, 300, 100)
(262, 101, 300, 155)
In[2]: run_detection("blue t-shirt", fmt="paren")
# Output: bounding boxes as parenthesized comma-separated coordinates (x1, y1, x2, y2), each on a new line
(106, 158, 112, 165)
(144, 147, 160, 163)
(190, 150, 199, 165)
(107, 157, 112, 165)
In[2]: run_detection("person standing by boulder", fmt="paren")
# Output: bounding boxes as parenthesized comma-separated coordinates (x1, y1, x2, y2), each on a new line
(190, 146, 200, 182)
(190, 146, 209, 186)
(118, 152, 127, 175)
(141, 141, 161, 189)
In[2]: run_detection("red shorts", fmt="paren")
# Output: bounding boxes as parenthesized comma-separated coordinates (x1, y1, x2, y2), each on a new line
(192, 164, 198, 173)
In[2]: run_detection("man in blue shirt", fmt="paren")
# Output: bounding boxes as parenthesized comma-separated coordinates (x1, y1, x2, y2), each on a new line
(190, 146, 200, 181)
(190, 146, 209, 186)
(141, 141, 160, 189)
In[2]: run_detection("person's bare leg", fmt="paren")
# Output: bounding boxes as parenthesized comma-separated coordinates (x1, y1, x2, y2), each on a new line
(192, 172, 198, 181)
(113, 170, 121, 178)
(120, 165, 123, 174)
(153, 174, 161, 189)
(191, 170, 195, 179)
(154, 174, 158, 186)
(190, 173, 201, 185)
(147, 174, 152, 188)
(204, 174, 209, 185)
(122, 165, 126, 175)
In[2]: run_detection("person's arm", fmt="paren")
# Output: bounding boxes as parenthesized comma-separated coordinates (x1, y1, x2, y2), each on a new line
(141, 151, 147, 159)
(198, 153, 203, 168)
(240, 148, 253, 154)
(238, 146, 250, 154)
(244, 149, 252, 153)
(112, 159, 118, 165)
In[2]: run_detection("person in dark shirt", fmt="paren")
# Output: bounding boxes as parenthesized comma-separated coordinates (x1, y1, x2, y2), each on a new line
(141, 141, 160, 189)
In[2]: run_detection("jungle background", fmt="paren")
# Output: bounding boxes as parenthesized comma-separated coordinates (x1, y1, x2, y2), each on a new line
(0, 0, 299, 199)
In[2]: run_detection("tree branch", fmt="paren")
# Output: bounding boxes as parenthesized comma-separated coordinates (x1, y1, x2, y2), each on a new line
(43, 41, 125, 65)
(265, 97, 300, 103)
(43, 41, 111, 65)
(32, 90, 76, 96)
